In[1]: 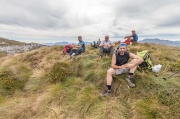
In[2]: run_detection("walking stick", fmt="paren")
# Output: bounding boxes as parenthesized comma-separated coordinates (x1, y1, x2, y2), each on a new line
(162, 70, 180, 80)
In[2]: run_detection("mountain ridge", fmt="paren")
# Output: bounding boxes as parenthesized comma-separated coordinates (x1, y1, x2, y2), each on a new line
(140, 38, 180, 47)
(0, 37, 46, 56)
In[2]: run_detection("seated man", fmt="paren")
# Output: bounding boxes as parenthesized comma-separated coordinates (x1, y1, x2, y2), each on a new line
(99, 36, 115, 59)
(125, 30, 138, 46)
(69, 36, 85, 56)
(101, 43, 143, 96)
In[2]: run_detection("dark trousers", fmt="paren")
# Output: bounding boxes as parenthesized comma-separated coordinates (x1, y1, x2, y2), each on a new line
(69, 49, 84, 56)
(99, 46, 114, 56)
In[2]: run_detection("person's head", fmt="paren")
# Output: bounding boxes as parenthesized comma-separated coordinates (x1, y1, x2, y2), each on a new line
(132, 30, 135, 34)
(78, 36, 82, 42)
(105, 36, 109, 41)
(118, 43, 128, 54)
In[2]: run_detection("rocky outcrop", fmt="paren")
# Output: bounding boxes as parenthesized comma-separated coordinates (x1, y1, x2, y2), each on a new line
(0, 43, 46, 55)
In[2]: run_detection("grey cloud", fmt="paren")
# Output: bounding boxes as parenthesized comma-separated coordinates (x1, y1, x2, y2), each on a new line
(157, 16, 180, 27)
(140, 33, 180, 37)
(114, 0, 178, 17)
(0, 0, 92, 29)
(0, 0, 180, 42)
(113, 0, 180, 26)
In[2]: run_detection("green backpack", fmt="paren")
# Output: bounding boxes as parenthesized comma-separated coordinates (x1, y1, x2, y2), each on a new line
(137, 50, 153, 69)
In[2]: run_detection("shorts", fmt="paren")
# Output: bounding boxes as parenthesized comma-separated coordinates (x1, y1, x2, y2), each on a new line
(115, 68, 129, 75)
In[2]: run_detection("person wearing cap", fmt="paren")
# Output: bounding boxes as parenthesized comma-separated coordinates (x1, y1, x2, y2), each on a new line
(125, 30, 138, 45)
(101, 43, 143, 97)
(99, 36, 115, 59)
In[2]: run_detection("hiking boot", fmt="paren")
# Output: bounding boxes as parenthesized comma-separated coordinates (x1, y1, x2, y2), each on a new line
(99, 56, 102, 60)
(125, 75, 135, 88)
(100, 89, 111, 97)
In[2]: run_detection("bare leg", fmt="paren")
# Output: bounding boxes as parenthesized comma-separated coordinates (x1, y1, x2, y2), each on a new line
(128, 59, 138, 73)
(100, 68, 116, 96)
(125, 59, 139, 88)
(107, 68, 116, 85)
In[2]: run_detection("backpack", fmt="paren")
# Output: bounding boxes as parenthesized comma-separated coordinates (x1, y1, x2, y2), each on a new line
(63, 45, 73, 53)
(137, 50, 153, 69)
(125, 38, 131, 45)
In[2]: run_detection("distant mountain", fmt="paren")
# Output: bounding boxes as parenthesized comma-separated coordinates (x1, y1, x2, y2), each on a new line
(44, 41, 92, 46)
(84, 42, 92, 45)
(140, 38, 180, 47)
(44, 41, 71, 46)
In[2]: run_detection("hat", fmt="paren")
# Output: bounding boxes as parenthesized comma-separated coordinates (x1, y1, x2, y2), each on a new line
(118, 43, 127, 49)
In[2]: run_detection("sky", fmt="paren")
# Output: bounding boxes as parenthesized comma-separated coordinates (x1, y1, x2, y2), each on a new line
(0, 0, 180, 43)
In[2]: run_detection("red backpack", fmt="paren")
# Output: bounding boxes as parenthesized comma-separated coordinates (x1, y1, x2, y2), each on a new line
(125, 38, 131, 45)
(63, 44, 73, 53)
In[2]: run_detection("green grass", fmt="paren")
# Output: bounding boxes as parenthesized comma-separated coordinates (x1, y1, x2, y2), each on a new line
(0, 44, 179, 119)
(134, 98, 167, 119)
(0, 51, 7, 58)
(0, 94, 5, 103)
(47, 62, 74, 83)
(0, 70, 28, 96)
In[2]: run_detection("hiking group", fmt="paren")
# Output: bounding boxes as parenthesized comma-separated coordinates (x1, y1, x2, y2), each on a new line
(63, 30, 144, 97)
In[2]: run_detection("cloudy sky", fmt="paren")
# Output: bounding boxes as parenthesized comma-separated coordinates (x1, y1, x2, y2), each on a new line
(0, 0, 180, 43)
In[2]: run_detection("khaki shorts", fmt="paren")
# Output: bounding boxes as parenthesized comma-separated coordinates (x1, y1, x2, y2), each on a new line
(115, 68, 129, 75)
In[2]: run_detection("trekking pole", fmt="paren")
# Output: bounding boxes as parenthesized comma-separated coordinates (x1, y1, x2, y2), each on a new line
(162, 70, 180, 80)
(155, 68, 172, 77)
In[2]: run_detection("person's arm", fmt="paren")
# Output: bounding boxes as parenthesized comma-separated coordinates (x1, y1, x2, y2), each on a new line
(76, 45, 81, 48)
(77, 41, 85, 49)
(75, 42, 82, 48)
(109, 43, 115, 47)
(99, 41, 105, 46)
(108, 41, 115, 47)
(125, 53, 144, 68)
(125, 35, 132, 39)
(111, 54, 127, 69)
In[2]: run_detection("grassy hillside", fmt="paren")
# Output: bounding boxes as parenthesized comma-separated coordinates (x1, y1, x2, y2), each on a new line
(0, 37, 27, 46)
(0, 51, 7, 58)
(0, 43, 179, 119)
(0, 37, 27, 58)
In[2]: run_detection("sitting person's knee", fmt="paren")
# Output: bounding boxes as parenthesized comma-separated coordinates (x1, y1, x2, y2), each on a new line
(132, 59, 138, 62)
(107, 68, 113, 75)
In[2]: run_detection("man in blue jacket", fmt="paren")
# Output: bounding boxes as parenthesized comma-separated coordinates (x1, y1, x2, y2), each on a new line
(70, 36, 85, 56)
(125, 30, 138, 45)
